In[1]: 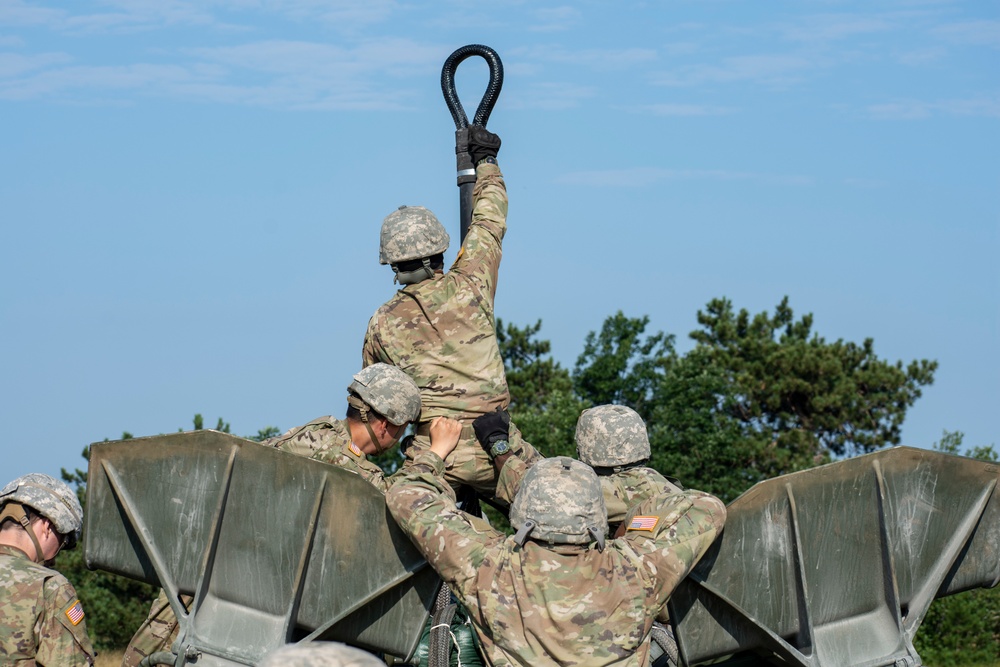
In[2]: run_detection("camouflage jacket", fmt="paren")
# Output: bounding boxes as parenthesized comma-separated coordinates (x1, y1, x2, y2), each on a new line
(0, 544, 96, 666)
(363, 162, 509, 422)
(601, 467, 684, 524)
(261, 416, 392, 492)
(386, 452, 726, 667)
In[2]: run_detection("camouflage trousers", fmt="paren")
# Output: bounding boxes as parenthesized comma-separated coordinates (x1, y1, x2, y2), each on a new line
(405, 419, 541, 504)
(121, 590, 193, 667)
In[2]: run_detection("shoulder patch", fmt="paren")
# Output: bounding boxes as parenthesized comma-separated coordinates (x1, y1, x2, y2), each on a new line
(65, 599, 85, 626)
(348, 442, 363, 457)
(627, 516, 659, 532)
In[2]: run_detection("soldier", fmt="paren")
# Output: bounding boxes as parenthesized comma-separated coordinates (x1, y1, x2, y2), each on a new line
(258, 642, 384, 667)
(362, 127, 542, 499)
(262, 362, 423, 492)
(386, 441, 726, 666)
(0, 473, 96, 666)
(576, 404, 684, 526)
(121, 364, 425, 667)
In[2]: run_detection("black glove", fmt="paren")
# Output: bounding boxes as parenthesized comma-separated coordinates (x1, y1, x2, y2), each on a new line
(468, 126, 501, 164)
(473, 409, 510, 453)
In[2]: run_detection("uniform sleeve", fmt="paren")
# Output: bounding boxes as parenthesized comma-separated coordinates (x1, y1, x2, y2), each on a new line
(386, 451, 504, 595)
(620, 490, 726, 608)
(603, 468, 685, 524)
(35, 578, 95, 667)
(362, 312, 392, 368)
(450, 163, 507, 300)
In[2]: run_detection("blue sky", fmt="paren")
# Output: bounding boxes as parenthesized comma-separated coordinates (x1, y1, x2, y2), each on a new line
(2, 0, 997, 481)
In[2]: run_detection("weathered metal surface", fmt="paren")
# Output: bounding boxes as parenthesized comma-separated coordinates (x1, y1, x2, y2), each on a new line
(669, 446, 999, 667)
(84, 430, 439, 666)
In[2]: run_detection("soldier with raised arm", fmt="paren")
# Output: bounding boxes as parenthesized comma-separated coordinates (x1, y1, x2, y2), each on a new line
(0, 473, 96, 666)
(363, 127, 541, 500)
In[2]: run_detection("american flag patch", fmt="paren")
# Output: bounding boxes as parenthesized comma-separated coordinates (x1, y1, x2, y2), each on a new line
(65, 600, 85, 626)
(628, 516, 659, 532)
(349, 443, 362, 457)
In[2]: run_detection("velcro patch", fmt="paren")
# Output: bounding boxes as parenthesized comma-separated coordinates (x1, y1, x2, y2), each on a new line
(348, 443, 363, 457)
(65, 600, 85, 626)
(627, 516, 659, 532)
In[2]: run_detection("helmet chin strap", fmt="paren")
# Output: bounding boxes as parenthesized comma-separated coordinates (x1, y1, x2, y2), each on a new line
(0, 502, 45, 562)
(348, 395, 386, 455)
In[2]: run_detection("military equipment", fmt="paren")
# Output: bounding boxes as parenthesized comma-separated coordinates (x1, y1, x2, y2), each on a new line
(348, 362, 421, 426)
(85, 435, 999, 667)
(508, 456, 608, 547)
(576, 404, 651, 468)
(441, 44, 503, 243)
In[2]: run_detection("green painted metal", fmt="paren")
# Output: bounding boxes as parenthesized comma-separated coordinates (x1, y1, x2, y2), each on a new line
(84, 430, 440, 667)
(85, 434, 999, 667)
(669, 446, 1000, 667)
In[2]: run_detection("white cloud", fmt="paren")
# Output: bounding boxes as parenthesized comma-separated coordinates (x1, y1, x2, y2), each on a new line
(867, 96, 1000, 119)
(511, 45, 657, 71)
(654, 54, 815, 88)
(894, 47, 947, 66)
(528, 6, 580, 33)
(555, 168, 813, 188)
(776, 14, 893, 44)
(0, 37, 445, 109)
(504, 81, 596, 111)
(626, 103, 735, 117)
(0, 50, 69, 77)
(932, 20, 1000, 49)
(0, 0, 67, 27)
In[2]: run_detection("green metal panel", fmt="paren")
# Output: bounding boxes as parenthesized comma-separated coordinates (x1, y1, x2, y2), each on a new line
(84, 430, 439, 666)
(669, 446, 999, 667)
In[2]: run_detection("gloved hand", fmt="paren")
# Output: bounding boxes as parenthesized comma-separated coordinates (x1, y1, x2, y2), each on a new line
(468, 126, 501, 164)
(473, 408, 510, 453)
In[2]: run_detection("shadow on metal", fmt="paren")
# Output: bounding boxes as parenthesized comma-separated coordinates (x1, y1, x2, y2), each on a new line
(669, 446, 1000, 667)
(84, 430, 440, 667)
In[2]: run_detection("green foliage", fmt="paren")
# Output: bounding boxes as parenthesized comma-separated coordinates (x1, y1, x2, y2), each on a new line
(498, 319, 585, 459)
(248, 426, 282, 442)
(690, 297, 937, 459)
(915, 581, 1000, 666)
(572, 312, 675, 416)
(913, 432, 1000, 666)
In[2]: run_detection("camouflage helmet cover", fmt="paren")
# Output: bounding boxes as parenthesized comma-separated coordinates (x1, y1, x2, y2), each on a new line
(575, 404, 651, 468)
(348, 363, 421, 426)
(510, 457, 608, 545)
(379, 206, 450, 265)
(259, 642, 384, 667)
(0, 473, 84, 541)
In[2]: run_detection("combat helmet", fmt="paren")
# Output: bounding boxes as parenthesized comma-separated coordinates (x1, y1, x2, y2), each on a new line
(0, 473, 84, 552)
(575, 404, 650, 469)
(509, 457, 608, 549)
(379, 206, 450, 284)
(348, 363, 421, 427)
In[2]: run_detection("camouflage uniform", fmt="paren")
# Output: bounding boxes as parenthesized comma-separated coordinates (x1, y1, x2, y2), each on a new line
(0, 544, 96, 666)
(574, 404, 683, 523)
(387, 451, 726, 667)
(262, 417, 394, 492)
(363, 163, 541, 496)
(120, 590, 191, 667)
(601, 467, 684, 525)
